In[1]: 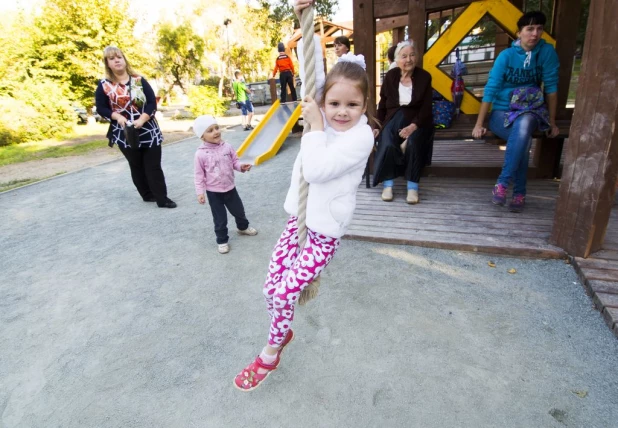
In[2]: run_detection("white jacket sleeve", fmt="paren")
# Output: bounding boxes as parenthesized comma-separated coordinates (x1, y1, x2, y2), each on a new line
(300, 125, 374, 184)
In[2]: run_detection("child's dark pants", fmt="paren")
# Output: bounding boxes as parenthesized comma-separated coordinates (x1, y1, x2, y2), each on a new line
(206, 188, 249, 244)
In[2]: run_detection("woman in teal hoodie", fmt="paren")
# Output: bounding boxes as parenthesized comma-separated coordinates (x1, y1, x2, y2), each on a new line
(472, 11, 560, 212)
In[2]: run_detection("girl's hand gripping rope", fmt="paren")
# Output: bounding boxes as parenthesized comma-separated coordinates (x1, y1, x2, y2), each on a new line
(293, 0, 314, 19)
(301, 95, 323, 132)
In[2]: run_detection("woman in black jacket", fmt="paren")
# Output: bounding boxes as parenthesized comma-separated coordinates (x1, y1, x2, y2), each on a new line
(373, 40, 434, 204)
(95, 46, 176, 208)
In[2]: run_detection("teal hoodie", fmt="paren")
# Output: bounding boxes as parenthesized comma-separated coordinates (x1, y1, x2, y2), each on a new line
(482, 39, 560, 111)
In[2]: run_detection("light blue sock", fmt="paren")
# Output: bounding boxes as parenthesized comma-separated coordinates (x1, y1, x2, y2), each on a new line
(407, 181, 419, 190)
(383, 179, 394, 188)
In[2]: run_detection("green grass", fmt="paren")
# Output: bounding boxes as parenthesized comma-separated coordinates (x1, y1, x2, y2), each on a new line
(0, 139, 107, 167)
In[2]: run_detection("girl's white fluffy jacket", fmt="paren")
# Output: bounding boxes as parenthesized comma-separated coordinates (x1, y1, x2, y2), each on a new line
(284, 115, 374, 238)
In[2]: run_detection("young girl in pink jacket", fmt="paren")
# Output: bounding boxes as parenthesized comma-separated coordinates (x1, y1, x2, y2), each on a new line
(193, 115, 258, 254)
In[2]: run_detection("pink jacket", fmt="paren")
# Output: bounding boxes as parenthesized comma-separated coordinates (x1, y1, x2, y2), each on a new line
(194, 141, 242, 194)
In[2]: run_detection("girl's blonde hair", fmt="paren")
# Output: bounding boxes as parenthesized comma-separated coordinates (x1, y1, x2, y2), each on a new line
(103, 46, 137, 81)
(321, 61, 379, 128)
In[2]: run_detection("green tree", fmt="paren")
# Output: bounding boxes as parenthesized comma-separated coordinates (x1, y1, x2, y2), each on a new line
(0, 11, 35, 94)
(156, 21, 206, 94)
(28, 0, 152, 108)
(254, 0, 339, 47)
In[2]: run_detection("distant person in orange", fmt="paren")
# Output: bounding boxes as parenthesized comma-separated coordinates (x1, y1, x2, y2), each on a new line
(272, 42, 297, 103)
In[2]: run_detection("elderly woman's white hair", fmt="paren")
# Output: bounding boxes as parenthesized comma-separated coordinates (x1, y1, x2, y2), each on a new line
(394, 40, 415, 61)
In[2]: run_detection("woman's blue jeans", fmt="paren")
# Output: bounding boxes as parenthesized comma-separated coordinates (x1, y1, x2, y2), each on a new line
(488, 110, 540, 196)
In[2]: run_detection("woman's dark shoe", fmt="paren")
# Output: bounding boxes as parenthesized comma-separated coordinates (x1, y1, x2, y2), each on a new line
(142, 196, 157, 202)
(157, 199, 177, 208)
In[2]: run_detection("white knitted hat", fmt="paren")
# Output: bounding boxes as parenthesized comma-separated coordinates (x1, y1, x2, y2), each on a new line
(193, 115, 217, 139)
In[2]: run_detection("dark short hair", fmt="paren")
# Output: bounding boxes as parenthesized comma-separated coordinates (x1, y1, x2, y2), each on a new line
(387, 45, 396, 63)
(517, 11, 546, 30)
(334, 36, 351, 51)
(234, 71, 241, 77)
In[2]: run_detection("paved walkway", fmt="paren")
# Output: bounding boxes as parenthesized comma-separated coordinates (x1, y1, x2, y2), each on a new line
(1, 129, 617, 427)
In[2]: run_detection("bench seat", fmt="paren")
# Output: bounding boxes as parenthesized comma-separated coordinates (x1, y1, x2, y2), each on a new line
(363, 115, 572, 187)
(433, 115, 571, 141)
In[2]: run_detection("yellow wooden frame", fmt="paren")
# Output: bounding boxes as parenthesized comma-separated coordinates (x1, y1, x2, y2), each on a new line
(423, 0, 556, 114)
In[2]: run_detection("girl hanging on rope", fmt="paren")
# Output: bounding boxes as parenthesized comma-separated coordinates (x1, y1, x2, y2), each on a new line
(233, 46, 375, 392)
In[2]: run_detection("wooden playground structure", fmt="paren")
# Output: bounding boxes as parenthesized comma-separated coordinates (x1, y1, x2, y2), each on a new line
(347, 0, 618, 337)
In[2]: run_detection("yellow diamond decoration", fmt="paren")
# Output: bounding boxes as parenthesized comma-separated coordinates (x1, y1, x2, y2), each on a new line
(423, 0, 556, 114)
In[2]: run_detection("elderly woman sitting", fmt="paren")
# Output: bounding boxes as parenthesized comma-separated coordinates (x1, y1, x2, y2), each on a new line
(372, 40, 434, 204)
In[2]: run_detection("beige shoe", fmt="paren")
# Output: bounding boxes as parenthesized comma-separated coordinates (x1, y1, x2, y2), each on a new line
(381, 187, 393, 202)
(237, 226, 258, 236)
(406, 189, 419, 204)
(218, 243, 230, 254)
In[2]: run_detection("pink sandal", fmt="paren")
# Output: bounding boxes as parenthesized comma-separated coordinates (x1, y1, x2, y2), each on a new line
(233, 329, 295, 392)
(234, 355, 279, 391)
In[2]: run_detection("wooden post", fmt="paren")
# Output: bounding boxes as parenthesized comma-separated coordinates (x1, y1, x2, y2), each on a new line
(552, 0, 582, 118)
(320, 19, 328, 74)
(550, 0, 618, 257)
(268, 78, 277, 105)
(408, 0, 426, 66)
(393, 27, 405, 45)
(353, 0, 376, 116)
(532, 0, 581, 178)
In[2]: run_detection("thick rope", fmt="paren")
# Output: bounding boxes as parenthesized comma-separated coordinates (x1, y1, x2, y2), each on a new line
(298, 5, 320, 306)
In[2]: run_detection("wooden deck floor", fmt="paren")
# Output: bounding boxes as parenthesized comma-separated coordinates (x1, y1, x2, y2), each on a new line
(346, 177, 565, 258)
(349, 139, 616, 337)
(572, 210, 618, 338)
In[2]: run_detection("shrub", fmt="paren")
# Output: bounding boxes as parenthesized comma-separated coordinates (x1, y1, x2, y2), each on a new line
(0, 97, 40, 146)
(0, 79, 75, 146)
(188, 85, 228, 117)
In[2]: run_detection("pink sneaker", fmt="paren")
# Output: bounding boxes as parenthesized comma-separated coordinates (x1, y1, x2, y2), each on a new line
(492, 184, 507, 206)
(509, 194, 525, 212)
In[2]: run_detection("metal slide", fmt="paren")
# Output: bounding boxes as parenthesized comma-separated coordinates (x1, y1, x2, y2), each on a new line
(236, 100, 301, 165)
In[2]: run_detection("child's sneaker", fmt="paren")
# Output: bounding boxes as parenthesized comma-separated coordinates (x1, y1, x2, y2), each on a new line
(492, 184, 507, 206)
(509, 194, 525, 213)
(237, 227, 258, 236)
(218, 243, 230, 254)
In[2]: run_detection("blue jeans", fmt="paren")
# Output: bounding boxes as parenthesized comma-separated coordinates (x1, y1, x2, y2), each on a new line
(239, 100, 254, 116)
(488, 110, 540, 195)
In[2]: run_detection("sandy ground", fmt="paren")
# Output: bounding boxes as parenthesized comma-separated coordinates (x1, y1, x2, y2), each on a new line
(0, 106, 270, 186)
(1, 127, 617, 427)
